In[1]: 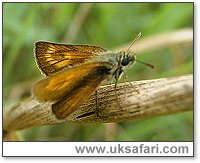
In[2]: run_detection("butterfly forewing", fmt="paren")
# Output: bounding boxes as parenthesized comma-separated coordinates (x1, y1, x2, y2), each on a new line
(34, 62, 113, 101)
(52, 62, 113, 119)
(35, 41, 107, 76)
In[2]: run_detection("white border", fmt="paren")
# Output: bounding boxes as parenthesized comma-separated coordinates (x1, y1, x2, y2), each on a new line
(3, 142, 194, 156)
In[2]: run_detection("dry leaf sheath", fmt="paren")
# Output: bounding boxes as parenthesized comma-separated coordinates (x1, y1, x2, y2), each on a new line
(3, 74, 193, 132)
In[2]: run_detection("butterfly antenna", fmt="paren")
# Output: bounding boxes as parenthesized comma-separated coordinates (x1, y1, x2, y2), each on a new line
(135, 59, 154, 69)
(126, 32, 142, 52)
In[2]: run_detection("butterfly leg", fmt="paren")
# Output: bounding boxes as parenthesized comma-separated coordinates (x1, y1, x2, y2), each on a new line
(122, 72, 140, 94)
(95, 90, 100, 118)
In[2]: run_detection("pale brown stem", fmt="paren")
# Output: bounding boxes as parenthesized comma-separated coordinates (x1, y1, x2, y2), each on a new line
(116, 28, 193, 54)
(3, 74, 193, 132)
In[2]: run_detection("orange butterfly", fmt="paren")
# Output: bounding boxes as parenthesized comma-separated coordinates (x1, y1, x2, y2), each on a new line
(33, 33, 154, 119)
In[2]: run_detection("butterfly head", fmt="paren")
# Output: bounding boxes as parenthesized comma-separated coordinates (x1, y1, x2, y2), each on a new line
(121, 52, 136, 67)
(111, 51, 135, 87)
(113, 50, 154, 88)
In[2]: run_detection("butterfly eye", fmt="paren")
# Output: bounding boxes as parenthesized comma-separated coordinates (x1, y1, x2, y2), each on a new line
(121, 55, 135, 66)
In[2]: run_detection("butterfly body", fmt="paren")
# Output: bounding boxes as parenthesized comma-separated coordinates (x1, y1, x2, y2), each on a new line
(34, 41, 136, 119)
(33, 33, 153, 119)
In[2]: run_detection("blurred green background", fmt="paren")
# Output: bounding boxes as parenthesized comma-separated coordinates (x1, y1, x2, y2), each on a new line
(3, 2, 193, 141)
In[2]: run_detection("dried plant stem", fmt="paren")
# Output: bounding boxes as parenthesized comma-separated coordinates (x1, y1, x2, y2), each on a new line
(116, 28, 193, 54)
(3, 74, 193, 132)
